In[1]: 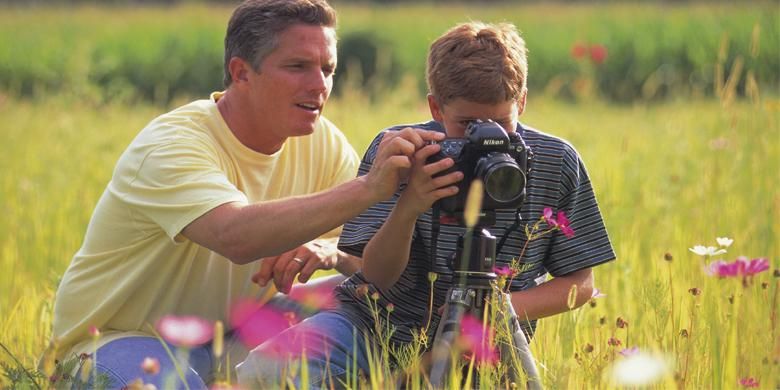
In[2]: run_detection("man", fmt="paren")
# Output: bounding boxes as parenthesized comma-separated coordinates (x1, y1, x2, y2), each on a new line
(238, 21, 616, 388)
(50, 0, 442, 387)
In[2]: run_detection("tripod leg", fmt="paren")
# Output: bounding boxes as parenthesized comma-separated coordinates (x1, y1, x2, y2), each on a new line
(429, 296, 469, 387)
(498, 295, 543, 390)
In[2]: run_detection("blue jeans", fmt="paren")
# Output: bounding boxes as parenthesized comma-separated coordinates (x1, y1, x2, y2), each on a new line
(79, 274, 347, 389)
(236, 310, 372, 389)
(83, 336, 213, 389)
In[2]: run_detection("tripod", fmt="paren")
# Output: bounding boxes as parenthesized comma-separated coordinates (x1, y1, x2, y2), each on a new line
(428, 227, 542, 389)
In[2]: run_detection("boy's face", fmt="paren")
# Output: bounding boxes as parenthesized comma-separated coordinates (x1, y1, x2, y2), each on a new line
(427, 95, 525, 138)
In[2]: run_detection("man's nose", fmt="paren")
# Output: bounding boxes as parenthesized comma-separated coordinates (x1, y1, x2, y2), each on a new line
(308, 69, 329, 94)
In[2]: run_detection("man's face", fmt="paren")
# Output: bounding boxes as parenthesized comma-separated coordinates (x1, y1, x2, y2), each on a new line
(245, 24, 337, 140)
(428, 96, 523, 138)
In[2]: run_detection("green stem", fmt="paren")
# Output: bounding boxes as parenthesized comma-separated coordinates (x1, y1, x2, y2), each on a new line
(0, 341, 42, 390)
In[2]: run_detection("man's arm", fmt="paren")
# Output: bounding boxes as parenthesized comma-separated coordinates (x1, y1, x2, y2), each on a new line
(508, 267, 594, 321)
(183, 128, 445, 264)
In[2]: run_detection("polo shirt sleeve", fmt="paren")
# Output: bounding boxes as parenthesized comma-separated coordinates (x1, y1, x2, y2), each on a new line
(543, 144, 616, 277)
(338, 131, 401, 258)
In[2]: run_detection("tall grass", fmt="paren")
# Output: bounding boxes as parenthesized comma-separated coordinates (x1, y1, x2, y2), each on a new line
(1, 86, 777, 387)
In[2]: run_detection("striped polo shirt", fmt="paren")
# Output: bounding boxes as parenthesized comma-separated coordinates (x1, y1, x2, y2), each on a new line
(335, 121, 616, 347)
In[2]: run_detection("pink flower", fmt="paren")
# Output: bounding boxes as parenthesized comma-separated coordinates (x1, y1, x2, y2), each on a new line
(589, 44, 608, 64)
(156, 315, 213, 347)
(571, 42, 588, 60)
(542, 207, 557, 227)
(619, 346, 639, 357)
(556, 211, 575, 238)
(707, 260, 740, 277)
(459, 314, 498, 365)
(739, 377, 759, 387)
(707, 257, 770, 278)
(741, 257, 769, 276)
(229, 299, 291, 350)
(493, 265, 515, 278)
(542, 207, 575, 238)
(591, 288, 606, 298)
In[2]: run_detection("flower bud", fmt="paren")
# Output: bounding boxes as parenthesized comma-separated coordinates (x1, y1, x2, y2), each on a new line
(141, 357, 160, 375)
(463, 180, 484, 228)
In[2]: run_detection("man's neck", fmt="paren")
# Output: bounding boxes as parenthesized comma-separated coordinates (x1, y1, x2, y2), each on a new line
(216, 91, 286, 155)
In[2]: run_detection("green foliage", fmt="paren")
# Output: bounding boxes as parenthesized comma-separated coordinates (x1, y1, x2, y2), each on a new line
(0, 3, 777, 103)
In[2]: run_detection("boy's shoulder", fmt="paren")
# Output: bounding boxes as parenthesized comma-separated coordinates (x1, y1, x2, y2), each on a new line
(383, 120, 444, 134)
(520, 123, 581, 163)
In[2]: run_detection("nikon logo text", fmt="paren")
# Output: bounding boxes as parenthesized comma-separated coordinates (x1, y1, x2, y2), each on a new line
(482, 139, 505, 146)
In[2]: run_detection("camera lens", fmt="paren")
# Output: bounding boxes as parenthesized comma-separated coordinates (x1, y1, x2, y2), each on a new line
(476, 154, 526, 204)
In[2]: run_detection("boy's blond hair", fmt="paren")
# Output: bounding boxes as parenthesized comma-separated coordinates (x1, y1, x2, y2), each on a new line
(426, 22, 528, 105)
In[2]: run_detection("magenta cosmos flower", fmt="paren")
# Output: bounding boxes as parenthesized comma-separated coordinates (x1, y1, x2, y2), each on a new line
(493, 265, 516, 278)
(156, 315, 213, 347)
(708, 257, 770, 278)
(542, 207, 575, 238)
(459, 314, 498, 365)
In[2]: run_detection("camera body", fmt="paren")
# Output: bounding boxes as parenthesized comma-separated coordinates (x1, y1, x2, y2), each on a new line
(428, 120, 531, 220)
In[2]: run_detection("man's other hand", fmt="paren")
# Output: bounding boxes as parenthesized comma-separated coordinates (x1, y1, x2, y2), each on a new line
(251, 240, 338, 294)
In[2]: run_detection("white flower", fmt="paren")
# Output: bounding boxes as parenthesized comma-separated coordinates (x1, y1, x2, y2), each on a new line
(610, 352, 671, 386)
(716, 237, 734, 248)
(689, 245, 727, 257)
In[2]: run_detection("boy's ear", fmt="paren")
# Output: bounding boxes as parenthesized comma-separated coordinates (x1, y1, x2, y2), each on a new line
(428, 94, 444, 122)
(518, 88, 527, 116)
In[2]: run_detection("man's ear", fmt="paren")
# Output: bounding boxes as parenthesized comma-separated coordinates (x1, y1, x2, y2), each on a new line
(228, 57, 252, 86)
(428, 94, 444, 122)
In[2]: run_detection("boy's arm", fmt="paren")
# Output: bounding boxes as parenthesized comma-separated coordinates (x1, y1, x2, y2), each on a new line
(362, 202, 419, 289)
(508, 267, 594, 321)
(363, 141, 463, 290)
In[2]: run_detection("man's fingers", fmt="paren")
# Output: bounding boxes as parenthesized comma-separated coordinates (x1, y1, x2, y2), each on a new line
(273, 252, 295, 293)
(281, 259, 302, 294)
(297, 260, 319, 284)
(253, 256, 277, 286)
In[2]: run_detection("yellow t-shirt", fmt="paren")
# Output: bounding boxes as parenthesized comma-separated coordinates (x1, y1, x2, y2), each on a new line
(52, 92, 359, 359)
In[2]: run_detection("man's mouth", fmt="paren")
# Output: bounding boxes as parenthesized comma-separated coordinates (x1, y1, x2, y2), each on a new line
(296, 102, 321, 112)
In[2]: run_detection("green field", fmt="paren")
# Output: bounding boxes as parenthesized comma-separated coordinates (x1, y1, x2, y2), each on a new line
(1, 2, 779, 389)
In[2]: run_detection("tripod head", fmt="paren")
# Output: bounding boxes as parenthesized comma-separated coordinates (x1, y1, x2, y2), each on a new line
(449, 226, 498, 288)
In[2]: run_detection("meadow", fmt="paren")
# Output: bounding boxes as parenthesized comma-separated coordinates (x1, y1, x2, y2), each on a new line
(1, 2, 778, 389)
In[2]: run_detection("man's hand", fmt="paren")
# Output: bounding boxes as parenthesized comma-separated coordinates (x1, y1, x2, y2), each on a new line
(363, 127, 446, 201)
(251, 240, 339, 294)
(396, 142, 463, 217)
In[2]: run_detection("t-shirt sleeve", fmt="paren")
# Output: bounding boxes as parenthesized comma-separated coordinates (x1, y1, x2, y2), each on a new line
(111, 138, 248, 241)
(337, 131, 399, 258)
(318, 124, 362, 241)
(543, 146, 616, 276)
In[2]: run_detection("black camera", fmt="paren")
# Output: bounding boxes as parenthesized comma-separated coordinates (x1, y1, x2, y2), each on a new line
(427, 120, 531, 221)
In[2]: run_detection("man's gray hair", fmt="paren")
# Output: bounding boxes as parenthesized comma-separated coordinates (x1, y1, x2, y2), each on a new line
(223, 0, 337, 87)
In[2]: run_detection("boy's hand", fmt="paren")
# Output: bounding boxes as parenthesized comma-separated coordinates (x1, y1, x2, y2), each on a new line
(397, 142, 463, 217)
(363, 128, 446, 202)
